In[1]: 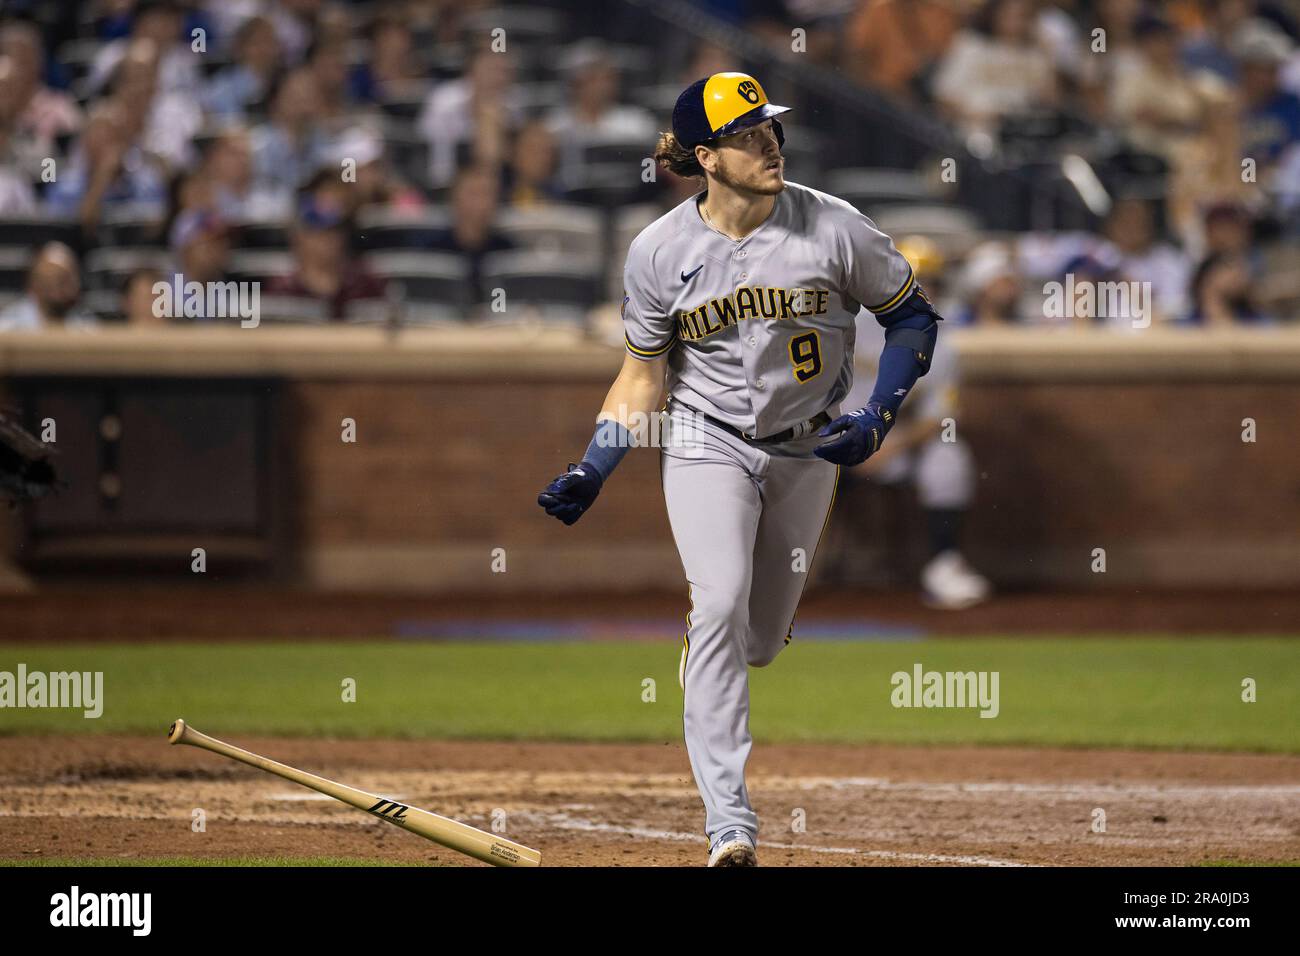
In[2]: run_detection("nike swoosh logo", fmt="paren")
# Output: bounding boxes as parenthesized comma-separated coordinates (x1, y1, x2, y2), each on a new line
(681, 265, 704, 282)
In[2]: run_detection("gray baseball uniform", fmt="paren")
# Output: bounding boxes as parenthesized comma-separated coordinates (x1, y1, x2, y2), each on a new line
(622, 181, 915, 845)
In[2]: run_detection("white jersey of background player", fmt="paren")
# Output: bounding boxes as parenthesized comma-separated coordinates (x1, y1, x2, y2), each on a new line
(538, 73, 943, 866)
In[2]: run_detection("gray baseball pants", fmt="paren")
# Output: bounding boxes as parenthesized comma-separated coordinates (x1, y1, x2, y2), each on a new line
(660, 407, 839, 848)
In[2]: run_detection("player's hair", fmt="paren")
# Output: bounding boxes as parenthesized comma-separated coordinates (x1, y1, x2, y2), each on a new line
(654, 130, 707, 179)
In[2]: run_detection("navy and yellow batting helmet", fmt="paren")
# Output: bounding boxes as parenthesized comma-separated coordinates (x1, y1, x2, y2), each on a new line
(672, 72, 790, 149)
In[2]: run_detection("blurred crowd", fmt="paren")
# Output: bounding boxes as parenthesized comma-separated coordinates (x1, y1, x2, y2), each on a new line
(0, 0, 1298, 332)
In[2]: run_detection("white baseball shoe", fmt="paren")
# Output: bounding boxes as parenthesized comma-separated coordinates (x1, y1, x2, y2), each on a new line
(708, 828, 758, 867)
(921, 550, 991, 610)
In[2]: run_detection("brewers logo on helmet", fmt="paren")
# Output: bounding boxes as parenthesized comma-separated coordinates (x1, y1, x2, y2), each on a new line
(673, 72, 790, 149)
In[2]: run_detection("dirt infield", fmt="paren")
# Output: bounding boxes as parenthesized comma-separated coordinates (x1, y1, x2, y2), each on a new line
(2, 736, 1297, 867)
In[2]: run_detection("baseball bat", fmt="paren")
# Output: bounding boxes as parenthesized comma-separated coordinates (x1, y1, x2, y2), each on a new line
(167, 718, 540, 868)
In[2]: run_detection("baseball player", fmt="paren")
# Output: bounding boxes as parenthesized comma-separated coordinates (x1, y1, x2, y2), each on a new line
(537, 72, 942, 866)
(839, 237, 991, 609)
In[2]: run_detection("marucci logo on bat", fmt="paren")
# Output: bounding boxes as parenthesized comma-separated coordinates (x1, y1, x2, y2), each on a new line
(367, 798, 410, 822)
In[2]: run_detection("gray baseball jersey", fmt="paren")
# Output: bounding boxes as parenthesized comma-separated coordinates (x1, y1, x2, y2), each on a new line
(619, 181, 921, 851)
(621, 181, 915, 441)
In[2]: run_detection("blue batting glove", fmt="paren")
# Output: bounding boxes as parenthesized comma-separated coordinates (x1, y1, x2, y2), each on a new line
(537, 463, 603, 526)
(814, 404, 895, 466)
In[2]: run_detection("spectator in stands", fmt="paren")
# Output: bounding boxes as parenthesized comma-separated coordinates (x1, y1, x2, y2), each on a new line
(545, 39, 655, 185)
(203, 14, 282, 120)
(837, 236, 991, 608)
(1187, 251, 1265, 325)
(1111, 15, 1218, 166)
(350, 12, 426, 104)
(417, 44, 522, 190)
(89, 0, 200, 100)
(306, 36, 353, 126)
(1099, 196, 1191, 322)
(504, 120, 563, 207)
(0, 112, 37, 214)
(267, 193, 386, 320)
(950, 242, 1022, 325)
(107, 37, 201, 173)
(1076, 0, 1146, 121)
(337, 130, 425, 216)
(1167, 85, 1249, 250)
(1202, 202, 1258, 260)
(932, 0, 1059, 146)
(425, 164, 513, 306)
(0, 242, 96, 331)
(1181, 0, 1260, 84)
(121, 266, 167, 326)
(0, 21, 82, 176)
(170, 209, 234, 299)
(202, 127, 277, 221)
(1234, 20, 1300, 194)
(46, 99, 169, 232)
(844, 0, 960, 103)
(249, 67, 332, 201)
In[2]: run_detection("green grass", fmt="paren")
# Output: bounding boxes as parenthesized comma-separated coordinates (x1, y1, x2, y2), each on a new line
(0, 638, 1296, 752)
(4, 856, 425, 867)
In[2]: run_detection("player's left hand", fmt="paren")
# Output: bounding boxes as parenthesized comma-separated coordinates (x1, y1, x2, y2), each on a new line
(537, 463, 603, 525)
(814, 404, 894, 466)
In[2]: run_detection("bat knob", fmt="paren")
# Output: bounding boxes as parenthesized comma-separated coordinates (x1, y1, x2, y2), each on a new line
(167, 718, 186, 744)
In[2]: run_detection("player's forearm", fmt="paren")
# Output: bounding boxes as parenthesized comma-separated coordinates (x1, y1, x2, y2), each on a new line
(598, 354, 666, 428)
(578, 354, 667, 482)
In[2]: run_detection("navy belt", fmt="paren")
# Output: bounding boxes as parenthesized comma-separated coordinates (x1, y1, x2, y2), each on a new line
(668, 398, 831, 445)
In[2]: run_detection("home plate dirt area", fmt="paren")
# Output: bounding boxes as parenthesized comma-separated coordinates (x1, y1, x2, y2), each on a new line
(2, 737, 1297, 867)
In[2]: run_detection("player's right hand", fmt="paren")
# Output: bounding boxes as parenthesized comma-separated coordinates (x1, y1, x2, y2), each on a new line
(537, 463, 603, 525)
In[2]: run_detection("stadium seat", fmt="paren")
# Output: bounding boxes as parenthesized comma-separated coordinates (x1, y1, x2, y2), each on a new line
(377, 93, 428, 122)
(96, 205, 167, 249)
(82, 290, 123, 322)
(84, 248, 171, 292)
(232, 219, 291, 251)
(560, 164, 656, 209)
(385, 129, 433, 192)
(869, 204, 985, 259)
(516, 82, 566, 114)
(0, 216, 82, 250)
(356, 208, 452, 250)
(461, 7, 566, 47)
(580, 139, 648, 166)
(481, 249, 600, 317)
(632, 83, 681, 115)
(228, 250, 295, 283)
(496, 204, 604, 259)
(257, 296, 330, 325)
(365, 250, 472, 307)
(607, 204, 660, 299)
(824, 168, 937, 213)
(0, 247, 33, 292)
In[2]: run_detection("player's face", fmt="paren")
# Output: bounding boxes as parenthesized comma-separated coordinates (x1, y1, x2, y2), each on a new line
(710, 119, 784, 196)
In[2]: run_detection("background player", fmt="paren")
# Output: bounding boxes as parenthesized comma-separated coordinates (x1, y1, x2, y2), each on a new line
(838, 236, 991, 609)
(538, 72, 943, 866)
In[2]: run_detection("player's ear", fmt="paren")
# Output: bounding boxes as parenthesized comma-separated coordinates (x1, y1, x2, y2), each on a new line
(694, 143, 716, 175)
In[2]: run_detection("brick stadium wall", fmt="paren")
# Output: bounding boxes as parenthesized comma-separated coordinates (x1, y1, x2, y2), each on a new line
(1, 327, 1297, 591)
(292, 377, 1300, 592)
(293, 377, 679, 592)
